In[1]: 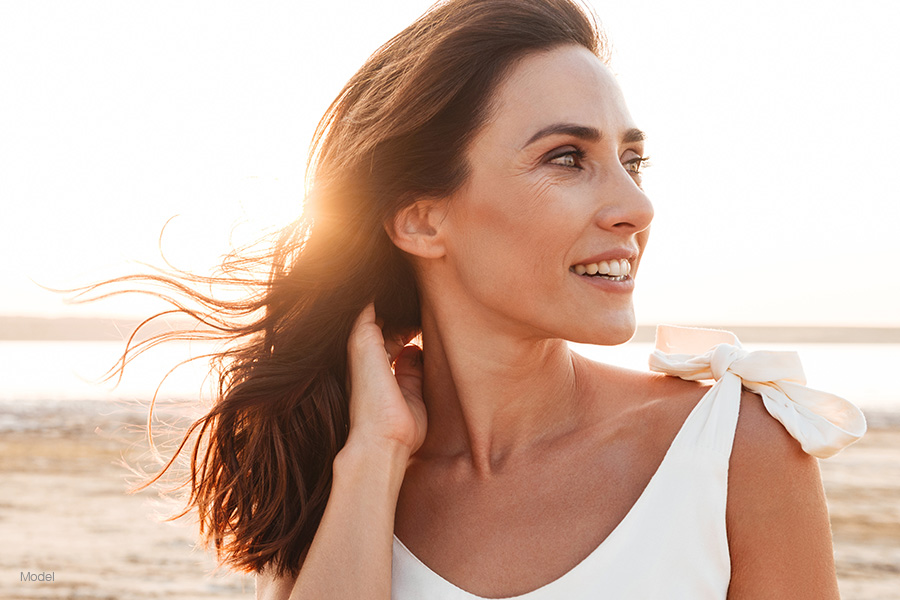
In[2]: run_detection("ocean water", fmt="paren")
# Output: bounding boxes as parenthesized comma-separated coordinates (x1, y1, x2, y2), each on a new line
(570, 341, 900, 414)
(1, 340, 897, 432)
(0, 340, 218, 402)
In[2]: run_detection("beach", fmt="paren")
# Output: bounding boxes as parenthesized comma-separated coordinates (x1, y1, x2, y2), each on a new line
(820, 423, 900, 599)
(0, 405, 255, 600)
(1, 404, 898, 599)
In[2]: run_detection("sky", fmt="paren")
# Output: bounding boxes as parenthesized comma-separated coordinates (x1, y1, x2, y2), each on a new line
(1, 0, 898, 326)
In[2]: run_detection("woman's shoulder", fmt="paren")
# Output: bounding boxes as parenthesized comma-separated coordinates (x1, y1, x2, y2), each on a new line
(728, 386, 821, 509)
(725, 388, 839, 597)
(574, 353, 713, 433)
(638, 361, 811, 467)
(577, 354, 711, 405)
(578, 351, 817, 462)
(732, 388, 808, 465)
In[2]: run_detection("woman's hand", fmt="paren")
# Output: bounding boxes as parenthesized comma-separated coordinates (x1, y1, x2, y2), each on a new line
(344, 303, 427, 456)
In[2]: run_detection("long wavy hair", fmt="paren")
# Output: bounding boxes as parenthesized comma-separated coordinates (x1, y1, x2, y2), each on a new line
(89, 0, 607, 577)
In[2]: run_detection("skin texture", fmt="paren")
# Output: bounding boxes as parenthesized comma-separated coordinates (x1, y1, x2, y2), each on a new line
(390, 44, 653, 471)
(726, 390, 839, 598)
(258, 44, 839, 599)
(390, 44, 838, 598)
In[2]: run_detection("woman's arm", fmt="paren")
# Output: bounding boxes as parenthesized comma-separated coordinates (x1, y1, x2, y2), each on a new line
(726, 390, 840, 599)
(257, 304, 426, 599)
(256, 439, 410, 600)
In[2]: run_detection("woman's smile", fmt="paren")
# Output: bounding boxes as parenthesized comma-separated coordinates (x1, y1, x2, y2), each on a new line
(570, 267, 636, 293)
(570, 250, 637, 291)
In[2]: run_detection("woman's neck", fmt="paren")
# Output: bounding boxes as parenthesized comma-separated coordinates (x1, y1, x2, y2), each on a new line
(415, 304, 591, 478)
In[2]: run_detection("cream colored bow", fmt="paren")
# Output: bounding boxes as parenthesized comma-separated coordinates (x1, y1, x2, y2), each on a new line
(648, 325, 867, 459)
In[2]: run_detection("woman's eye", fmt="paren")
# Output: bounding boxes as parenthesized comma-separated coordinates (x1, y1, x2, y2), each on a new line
(547, 148, 584, 169)
(624, 155, 650, 175)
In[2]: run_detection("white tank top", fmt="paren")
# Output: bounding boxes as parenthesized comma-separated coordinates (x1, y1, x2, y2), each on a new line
(390, 326, 866, 600)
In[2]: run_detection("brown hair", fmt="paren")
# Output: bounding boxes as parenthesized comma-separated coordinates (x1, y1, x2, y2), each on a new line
(94, 0, 607, 577)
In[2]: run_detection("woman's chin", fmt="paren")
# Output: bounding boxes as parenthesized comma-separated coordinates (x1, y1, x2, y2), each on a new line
(566, 313, 637, 346)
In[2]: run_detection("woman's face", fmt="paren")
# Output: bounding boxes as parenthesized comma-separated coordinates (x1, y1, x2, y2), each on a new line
(436, 44, 654, 345)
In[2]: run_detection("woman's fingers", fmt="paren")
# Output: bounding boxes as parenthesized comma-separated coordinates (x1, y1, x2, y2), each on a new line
(353, 302, 418, 367)
(384, 329, 418, 366)
(345, 304, 427, 454)
(348, 304, 389, 362)
(384, 336, 402, 365)
(347, 303, 392, 390)
(393, 344, 427, 452)
(353, 301, 377, 329)
(394, 344, 424, 399)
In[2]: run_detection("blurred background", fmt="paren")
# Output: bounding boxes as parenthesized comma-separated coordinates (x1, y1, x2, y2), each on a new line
(1, 1, 898, 598)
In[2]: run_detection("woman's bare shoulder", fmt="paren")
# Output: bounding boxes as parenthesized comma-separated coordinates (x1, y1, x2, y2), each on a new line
(725, 389, 839, 598)
(726, 389, 821, 531)
(731, 389, 808, 466)
(575, 352, 709, 395)
(574, 353, 712, 426)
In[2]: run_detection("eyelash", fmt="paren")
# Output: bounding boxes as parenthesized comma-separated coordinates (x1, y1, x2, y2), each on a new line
(548, 148, 651, 176)
(624, 155, 651, 175)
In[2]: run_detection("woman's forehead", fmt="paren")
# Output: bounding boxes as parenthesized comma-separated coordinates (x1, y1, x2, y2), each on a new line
(482, 45, 634, 147)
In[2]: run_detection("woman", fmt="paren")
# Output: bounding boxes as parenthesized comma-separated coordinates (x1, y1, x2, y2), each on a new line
(120, 0, 864, 598)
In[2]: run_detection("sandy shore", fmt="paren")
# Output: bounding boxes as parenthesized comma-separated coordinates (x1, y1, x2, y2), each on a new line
(0, 406, 255, 600)
(819, 426, 900, 599)
(1, 406, 898, 599)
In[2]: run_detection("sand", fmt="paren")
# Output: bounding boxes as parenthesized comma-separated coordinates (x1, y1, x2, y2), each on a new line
(819, 426, 900, 599)
(0, 406, 255, 600)
(1, 406, 898, 600)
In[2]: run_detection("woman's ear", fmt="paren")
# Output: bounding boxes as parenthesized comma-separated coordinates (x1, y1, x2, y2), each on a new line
(385, 198, 449, 259)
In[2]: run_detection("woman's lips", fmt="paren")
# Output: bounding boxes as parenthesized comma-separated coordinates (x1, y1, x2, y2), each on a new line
(570, 269, 635, 292)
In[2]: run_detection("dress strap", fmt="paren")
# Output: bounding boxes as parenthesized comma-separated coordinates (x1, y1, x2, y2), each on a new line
(648, 325, 867, 459)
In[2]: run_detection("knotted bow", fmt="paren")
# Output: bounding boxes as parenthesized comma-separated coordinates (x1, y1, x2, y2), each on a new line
(649, 325, 866, 458)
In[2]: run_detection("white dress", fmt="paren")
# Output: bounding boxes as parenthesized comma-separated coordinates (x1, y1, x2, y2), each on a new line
(390, 326, 867, 599)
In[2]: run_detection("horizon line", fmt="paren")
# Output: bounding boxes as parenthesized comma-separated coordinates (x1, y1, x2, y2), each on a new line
(1, 315, 900, 344)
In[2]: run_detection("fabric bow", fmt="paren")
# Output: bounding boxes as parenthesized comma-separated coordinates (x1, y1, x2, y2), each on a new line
(649, 325, 866, 458)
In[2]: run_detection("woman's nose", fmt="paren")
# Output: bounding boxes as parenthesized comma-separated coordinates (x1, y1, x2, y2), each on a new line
(592, 170, 654, 233)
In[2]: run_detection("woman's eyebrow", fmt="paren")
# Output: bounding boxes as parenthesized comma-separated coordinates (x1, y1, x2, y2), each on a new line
(622, 127, 646, 144)
(522, 124, 645, 148)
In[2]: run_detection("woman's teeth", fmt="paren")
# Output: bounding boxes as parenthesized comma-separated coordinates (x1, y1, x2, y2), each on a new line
(572, 259, 632, 280)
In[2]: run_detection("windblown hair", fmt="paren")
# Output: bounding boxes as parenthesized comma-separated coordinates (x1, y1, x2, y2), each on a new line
(95, 0, 606, 577)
